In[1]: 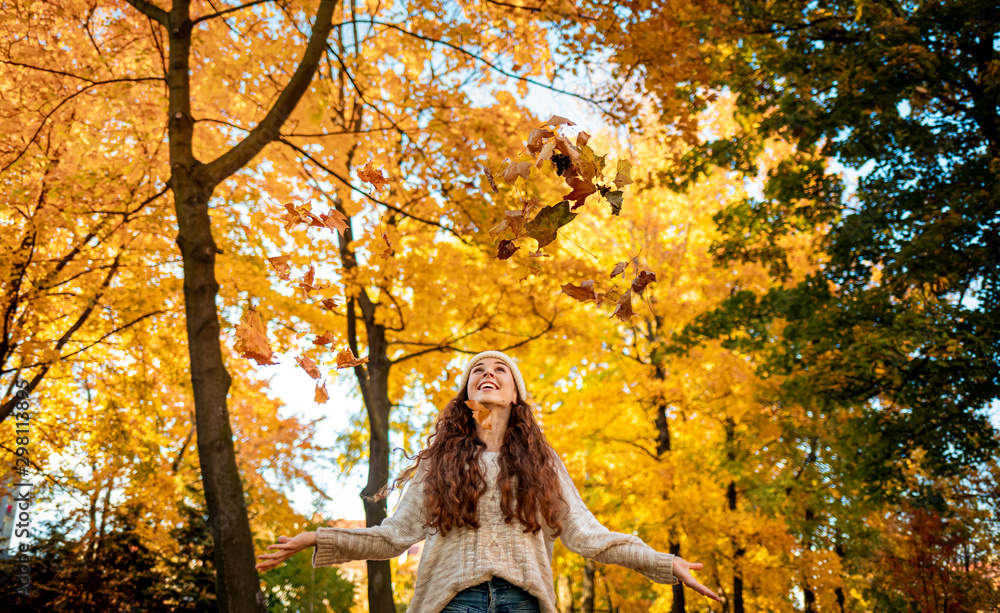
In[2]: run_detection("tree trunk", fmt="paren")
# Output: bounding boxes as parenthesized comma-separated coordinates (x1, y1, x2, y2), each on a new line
(670, 542, 685, 613)
(557, 574, 575, 613)
(336, 200, 395, 613)
(174, 174, 266, 612)
(581, 559, 596, 613)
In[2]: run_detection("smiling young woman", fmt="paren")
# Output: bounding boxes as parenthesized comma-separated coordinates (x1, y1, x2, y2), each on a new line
(256, 350, 721, 612)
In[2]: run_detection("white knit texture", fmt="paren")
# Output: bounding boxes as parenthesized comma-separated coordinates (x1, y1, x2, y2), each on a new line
(312, 452, 677, 613)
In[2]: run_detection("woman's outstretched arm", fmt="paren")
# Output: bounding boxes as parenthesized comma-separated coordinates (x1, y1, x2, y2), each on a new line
(552, 454, 721, 602)
(256, 467, 428, 572)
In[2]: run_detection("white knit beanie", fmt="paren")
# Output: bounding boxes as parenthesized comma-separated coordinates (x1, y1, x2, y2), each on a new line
(459, 351, 528, 401)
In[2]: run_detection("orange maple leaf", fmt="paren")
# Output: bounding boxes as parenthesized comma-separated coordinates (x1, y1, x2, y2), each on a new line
(465, 399, 493, 431)
(321, 209, 349, 236)
(564, 176, 598, 209)
(234, 308, 278, 365)
(561, 280, 597, 302)
(297, 265, 329, 300)
(320, 298, 339, 311)
(611, 289, 634, 322)
(295, 355, 322, 379)
(313, 331, 336, 345)
(500, 161, 531, 183)
(358, 161, 389, 190)
(268, 254, 292, 280)
(336, 347, 369, 369)
(631, 270, 657, 295)
(315, 381, 330, 404)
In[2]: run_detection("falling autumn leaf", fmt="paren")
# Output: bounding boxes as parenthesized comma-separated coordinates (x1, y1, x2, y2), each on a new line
(561, 280, 597, 302)
(298, 265, 328, 300)
(610, 261, 629, 278)
(481, 164, 498, 193)
(613, 159, 633, 189)
(358, 161, 389, 190)
(268, 254, 292, 280)
(611, 289, 634, 322)
(544, 115, 575, 127)
(525, 128, 555, 156)
(466, 399, 493, 431)
(631, 270, 657, 295)
(534, 140, 556, 168)
(378, 232, 392, 260)
(564, 176, 598, 210)
(528, 250, 550, 258)
(295, 355, 322, 379)
(525, 200, 577, 249)
(315, 381, 330, 404)
(605, 190, 624, 216)
(313, 331, 336, 345)
(234, 308, 278, 366)
(497, 239, 519, 260)
(281, 203, 313, 231)
(321, 209, 349, 236)
(321, 298, 338, 310)
(500, 161, 531, 183)
(576, 131, 591, 147)
(336, 347, 369, 369)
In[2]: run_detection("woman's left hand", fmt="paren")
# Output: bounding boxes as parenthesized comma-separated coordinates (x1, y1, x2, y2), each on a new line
(671, 556, 723, 602)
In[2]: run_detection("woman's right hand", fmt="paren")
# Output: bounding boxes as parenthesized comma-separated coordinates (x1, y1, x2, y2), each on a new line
(256, 531, 318, 572)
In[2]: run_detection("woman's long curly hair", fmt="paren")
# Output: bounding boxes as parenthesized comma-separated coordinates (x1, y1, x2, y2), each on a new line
(389, 385, 567, 537)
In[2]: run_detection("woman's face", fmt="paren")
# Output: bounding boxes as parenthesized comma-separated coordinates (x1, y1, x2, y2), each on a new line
(466, 358, 517, 408)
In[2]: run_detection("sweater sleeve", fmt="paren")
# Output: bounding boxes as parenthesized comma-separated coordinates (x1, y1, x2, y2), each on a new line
(553, 454, 677, 585)
(312, 467, 428, 567)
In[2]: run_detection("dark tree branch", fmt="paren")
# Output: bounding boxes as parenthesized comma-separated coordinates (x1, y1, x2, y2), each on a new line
(204, 0, 339, 184)
(192, 0, 276, 25)
(124, 0, 169, 26)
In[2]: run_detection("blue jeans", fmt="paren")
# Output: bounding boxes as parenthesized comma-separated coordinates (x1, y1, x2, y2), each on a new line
(441, 576, 542, 613)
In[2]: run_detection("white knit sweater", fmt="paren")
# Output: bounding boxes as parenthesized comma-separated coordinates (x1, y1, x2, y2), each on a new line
(311, 450, 677, 613)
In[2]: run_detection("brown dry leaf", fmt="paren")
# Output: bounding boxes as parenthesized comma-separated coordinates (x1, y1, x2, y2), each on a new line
(234, 308, 278, 366)
(481, 164, 499, 193)
(295, 355, 322, 379)
(564, 176, 598, 210)
(313, 331, 336, 346)
(631, 270, 657, 295)
(378, 232, 392, 260)
(358, 161, 389, 190)
(466, 399, 493, 431)
(544, 115, 575, 127)
(610, 261, 629, 278)
(315, 381, 330, 404)
(576, 131, 591, 147)
(298, 265, 328, 300)
(595, 292, 607, 307)
(525, 128, 555, 156)
(336, 347, 369, 369)
(268, 254, 292, 280)
(528, 250, 550, 258)
(611, 289, 634, 322)
(561, 280, 597, 302)
(321, 209, 349, 236)
(488, 218, 510, 238)
(321, 297, 339, 310)
(497, 239, 519, 260)
(280, 203, 313, 231)
(534, 140, 556, 169)
(500, 161, 531, 183)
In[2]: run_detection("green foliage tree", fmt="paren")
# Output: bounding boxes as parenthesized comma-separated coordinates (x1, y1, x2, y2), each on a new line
(675, 0, 1000, 499)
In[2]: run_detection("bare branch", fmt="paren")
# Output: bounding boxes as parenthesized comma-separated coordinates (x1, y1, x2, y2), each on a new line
(192, 0, 276, 25)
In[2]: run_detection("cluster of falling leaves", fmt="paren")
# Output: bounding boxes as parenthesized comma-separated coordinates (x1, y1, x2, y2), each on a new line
(482, 115, 633, 263)
(233, 200, 376, 404)
(561, 259, 657, 322)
